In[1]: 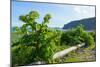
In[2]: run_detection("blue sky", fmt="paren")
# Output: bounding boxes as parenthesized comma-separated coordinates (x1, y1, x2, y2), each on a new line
(12, 1, 95, 28)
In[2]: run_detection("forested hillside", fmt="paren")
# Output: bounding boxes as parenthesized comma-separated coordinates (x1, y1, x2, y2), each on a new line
(63, 17, 96, 30)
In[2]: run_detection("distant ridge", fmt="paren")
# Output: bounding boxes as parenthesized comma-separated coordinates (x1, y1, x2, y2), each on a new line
(63, 17, 96, 30)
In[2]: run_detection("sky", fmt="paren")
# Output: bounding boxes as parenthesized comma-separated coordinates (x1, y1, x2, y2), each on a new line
(12, 1, 95, 28)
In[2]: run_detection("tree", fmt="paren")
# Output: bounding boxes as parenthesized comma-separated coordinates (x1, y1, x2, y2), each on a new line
(13, 11, 55, 62)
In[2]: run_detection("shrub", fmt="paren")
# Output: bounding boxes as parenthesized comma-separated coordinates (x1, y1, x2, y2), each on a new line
(61, 24, 84, 46)
(89, 32, 96, 42)
(61, 24, 95, 48)
(11, 45, 36, 66)
(84, 33, 95, 49)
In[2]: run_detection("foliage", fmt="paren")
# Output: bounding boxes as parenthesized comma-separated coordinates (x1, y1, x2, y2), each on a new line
(89, 32, 96, 42)
(61, 24, 84, 46)
(61, 24, 95, 47)
(12, 11, 60, 65)
(12, 11, 95, 66)
(12, 45, 36, 66)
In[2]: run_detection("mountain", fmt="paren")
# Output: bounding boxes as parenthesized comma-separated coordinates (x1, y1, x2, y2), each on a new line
(63, 17, 96, 30)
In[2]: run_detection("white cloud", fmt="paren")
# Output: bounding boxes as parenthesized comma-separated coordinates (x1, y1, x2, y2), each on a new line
(74, 6, 88, 14)
(73, 6, 95, 18)
(74, 6, 81, 13)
